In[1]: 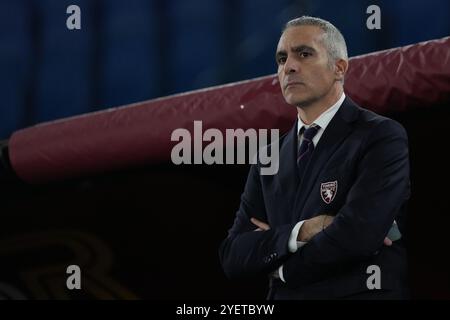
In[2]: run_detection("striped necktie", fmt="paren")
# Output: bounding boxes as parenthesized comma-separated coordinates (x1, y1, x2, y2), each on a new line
(297, 124, 320, 178)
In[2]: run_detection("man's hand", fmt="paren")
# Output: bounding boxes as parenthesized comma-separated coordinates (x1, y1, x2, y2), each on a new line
(298, 215, 333, 242)
(298, 215, 393, 246)
(250, 217, 270, 231)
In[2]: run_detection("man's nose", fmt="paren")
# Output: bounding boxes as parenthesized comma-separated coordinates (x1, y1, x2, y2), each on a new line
(283, 56, 299, 74)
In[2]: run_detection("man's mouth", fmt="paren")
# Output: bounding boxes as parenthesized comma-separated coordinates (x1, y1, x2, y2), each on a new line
(284, 81, 304, 89)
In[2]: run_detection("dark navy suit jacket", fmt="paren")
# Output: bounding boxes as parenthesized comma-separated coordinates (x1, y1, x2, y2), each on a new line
(219, 97, 410, 299)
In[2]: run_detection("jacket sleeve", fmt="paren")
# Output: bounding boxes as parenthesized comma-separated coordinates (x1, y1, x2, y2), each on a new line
(219, 162, 296, 279)
(283, 119, 411, 288)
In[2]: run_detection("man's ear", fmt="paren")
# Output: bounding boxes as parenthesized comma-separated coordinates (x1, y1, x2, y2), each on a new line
(334, 59, 348, 82)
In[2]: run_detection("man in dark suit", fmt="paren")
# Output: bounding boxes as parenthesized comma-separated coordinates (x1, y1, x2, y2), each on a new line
(219, 16, 410, 299)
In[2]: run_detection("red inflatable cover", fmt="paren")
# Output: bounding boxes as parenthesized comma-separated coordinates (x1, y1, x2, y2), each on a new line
(9, 37, 450, 183)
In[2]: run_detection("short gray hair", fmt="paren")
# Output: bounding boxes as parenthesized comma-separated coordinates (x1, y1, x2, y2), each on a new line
(283, 16, 348, 63)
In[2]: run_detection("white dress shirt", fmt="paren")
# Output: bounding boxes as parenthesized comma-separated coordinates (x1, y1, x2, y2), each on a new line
(277, 92, 346, 282)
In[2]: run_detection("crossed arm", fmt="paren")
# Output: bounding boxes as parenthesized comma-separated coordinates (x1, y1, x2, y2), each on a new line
(251, 216, 393, 245)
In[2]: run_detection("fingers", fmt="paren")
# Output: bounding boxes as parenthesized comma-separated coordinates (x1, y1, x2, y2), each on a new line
(384, 237, 393, 246)
(250, 217, 270, 230)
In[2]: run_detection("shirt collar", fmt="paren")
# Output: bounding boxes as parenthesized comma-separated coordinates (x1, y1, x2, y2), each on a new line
(297, 92, 346, 135)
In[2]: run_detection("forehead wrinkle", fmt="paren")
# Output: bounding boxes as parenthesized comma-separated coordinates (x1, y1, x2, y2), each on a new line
(279, 27, 326, 51)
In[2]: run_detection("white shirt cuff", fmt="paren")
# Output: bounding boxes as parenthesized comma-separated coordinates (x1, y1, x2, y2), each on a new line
(288, 220, 307, 253)
(278, 265, 285, 282)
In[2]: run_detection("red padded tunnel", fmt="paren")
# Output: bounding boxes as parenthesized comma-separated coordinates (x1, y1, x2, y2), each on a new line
(8, 36, 450, 184)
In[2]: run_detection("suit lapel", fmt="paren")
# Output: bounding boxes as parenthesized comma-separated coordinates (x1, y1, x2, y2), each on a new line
(293, 97, 360, 221)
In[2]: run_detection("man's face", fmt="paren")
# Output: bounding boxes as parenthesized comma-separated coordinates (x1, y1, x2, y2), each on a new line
(276, 25, 337, 107)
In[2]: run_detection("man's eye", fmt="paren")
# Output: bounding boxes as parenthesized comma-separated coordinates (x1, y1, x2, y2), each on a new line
(299, 52, 311, 58)
(277, 57, 286, 64)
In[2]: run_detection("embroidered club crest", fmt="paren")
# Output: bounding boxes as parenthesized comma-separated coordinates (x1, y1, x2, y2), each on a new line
(320, 181, 337, 204)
